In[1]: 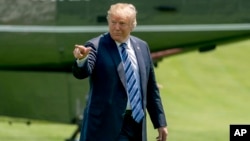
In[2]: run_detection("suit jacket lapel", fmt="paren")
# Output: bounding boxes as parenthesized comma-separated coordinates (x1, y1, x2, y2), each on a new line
(130, 37, 147, 98)
(105, 34, 127, 89)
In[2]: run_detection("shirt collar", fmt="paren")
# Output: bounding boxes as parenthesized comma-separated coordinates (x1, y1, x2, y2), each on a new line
(115, 38, 130, 48)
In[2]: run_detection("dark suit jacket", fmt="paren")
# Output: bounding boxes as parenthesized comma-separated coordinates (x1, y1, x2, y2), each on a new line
(72, 33, 167, 141)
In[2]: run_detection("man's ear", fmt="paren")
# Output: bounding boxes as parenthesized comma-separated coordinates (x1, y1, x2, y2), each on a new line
(130, 25, 135, 32)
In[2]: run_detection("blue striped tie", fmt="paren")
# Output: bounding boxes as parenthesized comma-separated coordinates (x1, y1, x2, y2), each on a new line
(120, 43, 144, 123)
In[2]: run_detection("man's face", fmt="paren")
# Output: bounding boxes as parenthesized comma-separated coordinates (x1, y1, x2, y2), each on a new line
(108, 14, 133, 43)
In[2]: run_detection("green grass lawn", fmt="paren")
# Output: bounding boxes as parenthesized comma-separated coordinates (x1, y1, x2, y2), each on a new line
(0, 117, 75, 141)
(149, 39, 250, 141)
(1, 39, 250, 141)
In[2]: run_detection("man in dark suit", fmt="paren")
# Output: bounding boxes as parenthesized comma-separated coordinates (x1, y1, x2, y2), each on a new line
(72, 3, 168, 141)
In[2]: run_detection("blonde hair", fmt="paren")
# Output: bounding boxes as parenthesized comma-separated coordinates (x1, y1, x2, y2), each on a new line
(107, 3, 137, 28)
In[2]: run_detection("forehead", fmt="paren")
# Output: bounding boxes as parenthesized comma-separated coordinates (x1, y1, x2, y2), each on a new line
(109, 14, 130, 22)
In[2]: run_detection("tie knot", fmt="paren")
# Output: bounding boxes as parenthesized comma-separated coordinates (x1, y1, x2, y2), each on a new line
(120, 43, 127, 48)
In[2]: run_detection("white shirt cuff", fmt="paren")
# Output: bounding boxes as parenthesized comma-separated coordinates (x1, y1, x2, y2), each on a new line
(76, 55, 88, 67)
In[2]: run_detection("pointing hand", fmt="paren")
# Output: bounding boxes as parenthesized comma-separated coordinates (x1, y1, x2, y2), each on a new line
(73, 44, 91, 59)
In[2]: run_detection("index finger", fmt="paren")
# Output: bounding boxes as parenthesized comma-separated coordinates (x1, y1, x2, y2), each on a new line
(75, 44, 85, 49)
